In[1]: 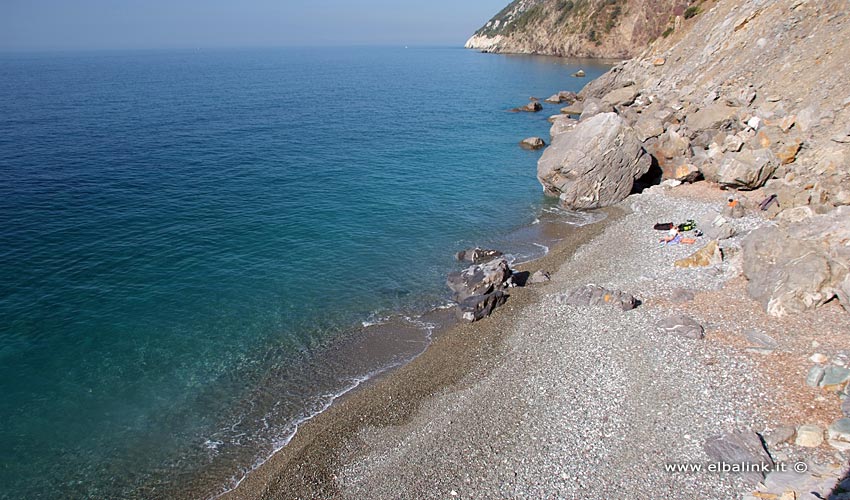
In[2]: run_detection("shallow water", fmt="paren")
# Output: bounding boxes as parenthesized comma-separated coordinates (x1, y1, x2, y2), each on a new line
(0, 47, 613, 498)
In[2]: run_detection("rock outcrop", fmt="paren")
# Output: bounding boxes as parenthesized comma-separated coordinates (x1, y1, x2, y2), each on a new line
(465, 0, 690, 59)
(447, 257, 514, 322)
(742, 207, 850, 317)
(537, 112, 651, 209)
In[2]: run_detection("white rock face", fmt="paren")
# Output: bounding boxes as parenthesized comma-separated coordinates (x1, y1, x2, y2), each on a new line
(464, 34, 503, 51)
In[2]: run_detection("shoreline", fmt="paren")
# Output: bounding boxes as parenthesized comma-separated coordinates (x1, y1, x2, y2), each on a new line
(211, 181, 850, 499)
(186, 205, 623, 500)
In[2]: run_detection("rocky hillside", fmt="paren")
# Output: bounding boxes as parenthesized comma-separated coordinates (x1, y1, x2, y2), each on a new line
(535, 0, 850, 318)
(465, 0, 691, 58)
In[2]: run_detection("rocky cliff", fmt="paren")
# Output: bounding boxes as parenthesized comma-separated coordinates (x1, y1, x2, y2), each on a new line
(465, 0, 691, 58)
(531, 0, 850, 318)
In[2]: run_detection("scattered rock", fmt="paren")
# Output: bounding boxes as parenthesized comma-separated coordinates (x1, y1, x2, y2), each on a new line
(556, 285, 638, 311)
(549, 116, 579, 137)
(657, 313, 705, 339)
(652, 57, 665, 66)
(560, 102, 583, 115)
(578, 97, 612, 121)
(513, 101, 543, 113)
(457, 290, 509, 322)
(634, 116, 665, 142)
(528, 270, 550, 284)
(806, 366, 826, 388)
(537, 113, 652, 209)
(600, 86, 638, 108)
(455, 248, 504, 265)
(795, 424, 824, 447)
(686, 103, 739, 133)
(827, 418, 850, 451)
(704, 431, 774, 485)
(674, 240, 723, 268)
(810, 353, 828, 364)
(520, 137, 546, 150)
(717, 149, 779, 190)
(763, 426, 796, 448)
(820, 366, 850, 392)
(447, 257, 512, 302)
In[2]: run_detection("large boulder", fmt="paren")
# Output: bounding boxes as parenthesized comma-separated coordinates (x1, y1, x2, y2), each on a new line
(537, 112, 652, 209)
(600, 86, 638, 108)
(704, 431, 774, 486)
(457, 290, 509, 322)
(717, 148, 779, 189)
(686, 103, 740, 133)
(742, 207, 850, 316)
(447, 257, 512, 302)
(578, 97, 612, 121)
(646, 129, 690, 176)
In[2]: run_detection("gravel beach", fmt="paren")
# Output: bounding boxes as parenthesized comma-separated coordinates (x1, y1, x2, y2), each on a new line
(219, 183, 850, 500)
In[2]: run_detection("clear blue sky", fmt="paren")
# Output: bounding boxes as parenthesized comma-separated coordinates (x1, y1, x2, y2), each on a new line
(1, 0, 506, 51)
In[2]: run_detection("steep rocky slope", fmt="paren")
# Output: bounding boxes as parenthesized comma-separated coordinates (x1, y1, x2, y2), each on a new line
(535, 0, 850, 318)
(465, 0, 692, 58)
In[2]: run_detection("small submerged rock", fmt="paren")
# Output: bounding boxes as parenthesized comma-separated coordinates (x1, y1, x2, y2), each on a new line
(512, 101, 543, 113)
(572, 69, 586, 78)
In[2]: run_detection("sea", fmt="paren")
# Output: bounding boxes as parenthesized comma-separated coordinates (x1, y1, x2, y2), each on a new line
(0, 46, 612, 498)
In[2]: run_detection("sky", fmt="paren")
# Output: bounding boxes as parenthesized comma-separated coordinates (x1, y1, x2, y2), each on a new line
(1, 0, 508, 51)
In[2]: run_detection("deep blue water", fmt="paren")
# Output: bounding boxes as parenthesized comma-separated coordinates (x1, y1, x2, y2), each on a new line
(0, 47, 611, 498)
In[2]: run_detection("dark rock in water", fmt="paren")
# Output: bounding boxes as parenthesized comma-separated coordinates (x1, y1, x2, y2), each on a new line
(538, 112, 652, 209)
(703, 431, 774, 486)
(455, 247, 504, 265)
(520, 137, 546, 150)
(457, 290, 509, 322)
(557, 285, 638, 311)
(447, 257, 512, 302)
(529, 270, 551, 284)
(512, 101, 543, 113)
(657, 314, 705, 339)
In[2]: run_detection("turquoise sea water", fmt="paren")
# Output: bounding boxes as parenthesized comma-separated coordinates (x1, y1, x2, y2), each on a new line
(0, 47, 612, 498)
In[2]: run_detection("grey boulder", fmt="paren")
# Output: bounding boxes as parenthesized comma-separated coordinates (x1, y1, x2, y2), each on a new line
(457, 290, 509, 322)
(703, 431, 774, 486)
(537, 112, 652, 209)
(447, 257, 512, 302)
(656, 314, 705, 340)
(455, 247, 504, 265)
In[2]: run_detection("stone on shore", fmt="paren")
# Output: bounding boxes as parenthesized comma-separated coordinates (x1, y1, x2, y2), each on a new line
(827, 418, 850, 451)
(520, 137, 546, 150)
(560, 102, 583, 115)
(820, 366, 850, 392)
(528, 270, 550, 284)
(717, 149, 779, 189)
(556, 285, 638, 311)
(703, 431, 774, 485)
(537, 112, 651, 209)
(455, 247, 504, 265)
(600, 86, 638, 108)
(674, 241, 723, 268)
(447, 257, 512, 303)
(656, 314, 705, 340)
(806, 365, 826, 388)
(795, 425, 824, 447)
(457, 290, 509, 322)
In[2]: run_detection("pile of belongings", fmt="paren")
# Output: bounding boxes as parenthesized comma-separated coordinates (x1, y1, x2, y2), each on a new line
(653, 219, 702, 245)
